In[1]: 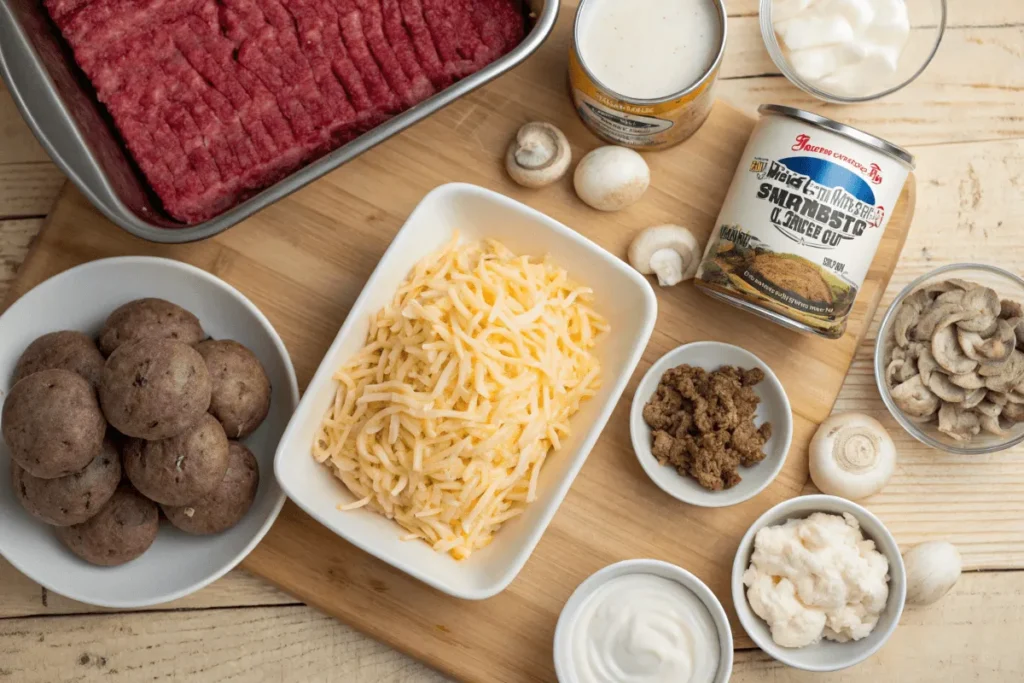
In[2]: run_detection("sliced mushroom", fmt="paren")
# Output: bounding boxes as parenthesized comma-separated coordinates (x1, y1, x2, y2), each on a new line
(922, 281, 960, 297)
(946, 278, 977, 291)
(887, 358, 918, 387)
(891, 346, 908, 363)
(914, 304, 968, 341)
(891, 375, 940, 418)
(963, 387, 988, 410)
(1007, 390, 1024, 404)
(916, 347, 941, 386)
(905, 288, 933, 311)
(958, 319, 1015, 364)
(938, 403, 981, 441)
(983, 350, 1024, 392)
(892, 302, 920, 348)
(949, 371, 986, 390)
(1001, 299, 1023, 320)
(988, 391, 1009, 406)
(928, 372, 968, 403)
(932, 323, 978, 375)
(957, 287, 1001, 333)
(1006, 317, 1024, 348)
(976, 400, 1003, 418)
(980, 413, 1011, 436)
(1004, 403, 1024, 423)
(935, 289, 966, 306)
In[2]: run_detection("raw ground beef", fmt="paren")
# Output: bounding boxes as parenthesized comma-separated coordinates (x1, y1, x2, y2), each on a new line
(46, 0, 525, 224)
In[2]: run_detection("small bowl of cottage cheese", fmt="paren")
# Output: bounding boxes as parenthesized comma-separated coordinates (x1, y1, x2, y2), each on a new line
(731, 494, 907, 671)
(760, 0, 946, 102)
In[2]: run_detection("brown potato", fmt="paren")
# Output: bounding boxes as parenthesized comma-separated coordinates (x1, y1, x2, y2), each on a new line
(197, 340, 272, 439)
(98, 298, 204, 357)
(2, 369, 106, 479)
(162, 441, 259, 534)
(99, 339, 211, 440)
(13, 330, 105, 389)
(56, 486, 158, 566)
(123, 414, 229, 506)
(12, 437, 121, 526)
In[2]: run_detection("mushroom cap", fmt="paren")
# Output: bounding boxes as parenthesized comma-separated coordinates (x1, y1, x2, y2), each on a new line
(914, 304, 968, 341)
(949, 371, 986, 390)
(962, 387, 988, 410)
(893, 302, 920, 348)
(958, 319, 1015, 364)
(932, 323, 978, 375)
(938, 403, 981, 441)
(505, 122, 572, 189)
(808, 413, 896, 500)
(956, 287, 1001, 333)
(891, 374, 940, 418)
(928, 372, 968, 403)
(573, 146, 650, 212)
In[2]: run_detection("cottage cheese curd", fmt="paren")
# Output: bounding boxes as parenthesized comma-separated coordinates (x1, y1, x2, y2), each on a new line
(742, 512, 890, 648)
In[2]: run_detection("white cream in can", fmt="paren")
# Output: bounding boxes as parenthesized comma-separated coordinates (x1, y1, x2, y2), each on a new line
(696, 105, 914, 338)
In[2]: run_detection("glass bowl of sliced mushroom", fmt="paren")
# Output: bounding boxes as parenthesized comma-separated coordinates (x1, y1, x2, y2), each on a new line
(875, 264, 1024, 454)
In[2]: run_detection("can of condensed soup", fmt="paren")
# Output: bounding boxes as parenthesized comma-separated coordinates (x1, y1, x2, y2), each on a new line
(569, 0, 727, 150)
(695, 104, 915, 339)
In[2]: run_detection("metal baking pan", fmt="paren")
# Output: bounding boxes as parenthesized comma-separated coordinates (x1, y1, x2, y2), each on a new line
(0, 0, 557, 243)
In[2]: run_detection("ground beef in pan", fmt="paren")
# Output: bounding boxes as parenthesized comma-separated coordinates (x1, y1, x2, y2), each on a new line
(643, 364, 773, 492)
(45, 0, 526, 224)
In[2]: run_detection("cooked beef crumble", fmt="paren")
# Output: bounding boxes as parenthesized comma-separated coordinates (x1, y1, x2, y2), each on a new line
(642, 364, 772, 491)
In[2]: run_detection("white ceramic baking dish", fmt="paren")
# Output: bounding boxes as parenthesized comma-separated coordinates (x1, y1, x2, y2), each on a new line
(273, 182, 657, 599)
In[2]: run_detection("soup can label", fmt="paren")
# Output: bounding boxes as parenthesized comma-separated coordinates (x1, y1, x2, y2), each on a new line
(568, 48, 718, 150)
(695, 106, 913, 338)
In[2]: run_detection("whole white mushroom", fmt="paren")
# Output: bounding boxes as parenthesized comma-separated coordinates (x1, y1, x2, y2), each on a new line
(627, 225, 702, 287)
(903, 541, 962, 606)
(573, 146, 650, 211)
(809, 413, 896, 500)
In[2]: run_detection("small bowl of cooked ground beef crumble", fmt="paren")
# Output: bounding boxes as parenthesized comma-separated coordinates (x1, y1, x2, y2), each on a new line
(630, 342, 793, 507)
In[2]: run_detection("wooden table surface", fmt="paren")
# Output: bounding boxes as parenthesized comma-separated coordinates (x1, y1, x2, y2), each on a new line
(1, 1, 1022, 680)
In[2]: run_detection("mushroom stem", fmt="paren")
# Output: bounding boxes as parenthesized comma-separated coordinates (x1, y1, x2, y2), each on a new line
(627, 225, 701, 288)
(649, 248, 685, 287)
(514, 127, 558, 170)
(505, 122, 572, 188)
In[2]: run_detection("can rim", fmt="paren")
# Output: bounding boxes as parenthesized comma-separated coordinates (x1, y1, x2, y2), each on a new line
(572, 0, 728, 105)
(758, 104, 915, 169)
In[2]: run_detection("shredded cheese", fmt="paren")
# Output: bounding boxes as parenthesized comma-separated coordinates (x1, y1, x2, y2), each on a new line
(313, 236, 608, 559)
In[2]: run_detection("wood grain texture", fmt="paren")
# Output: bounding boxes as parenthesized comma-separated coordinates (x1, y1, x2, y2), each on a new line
(0, 219, 41, 301)
(0, 163, 64, 219)
(0, 571, 1021, 682)
(0, 557, 297, 619)
(1, 104, 915, 683)
(0, 2, 1023, 682)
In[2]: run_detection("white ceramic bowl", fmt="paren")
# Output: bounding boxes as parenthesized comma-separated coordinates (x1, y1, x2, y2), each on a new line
(553, 559, 734, 683)
(0, 257, 299, 608)
(274, 183, 657, 599)
(731, 494, 907, 672)
(630, 342, 793, 507)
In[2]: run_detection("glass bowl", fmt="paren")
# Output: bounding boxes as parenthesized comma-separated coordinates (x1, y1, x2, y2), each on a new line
(875, 264, 1024, 455)
(760, 0, 947, 103)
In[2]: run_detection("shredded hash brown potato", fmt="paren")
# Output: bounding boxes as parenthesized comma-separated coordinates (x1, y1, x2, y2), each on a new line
(313, 236, 608, 559)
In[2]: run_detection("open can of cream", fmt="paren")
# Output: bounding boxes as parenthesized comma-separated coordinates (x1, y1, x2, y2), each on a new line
(695, 104, 915, 339)
(569, 0, 727, 150)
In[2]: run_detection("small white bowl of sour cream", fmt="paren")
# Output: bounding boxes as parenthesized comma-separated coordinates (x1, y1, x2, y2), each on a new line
(554, 559, 733, 683)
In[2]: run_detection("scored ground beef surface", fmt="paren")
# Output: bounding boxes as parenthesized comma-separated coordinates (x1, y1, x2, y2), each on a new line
(44, 0, 526, 224)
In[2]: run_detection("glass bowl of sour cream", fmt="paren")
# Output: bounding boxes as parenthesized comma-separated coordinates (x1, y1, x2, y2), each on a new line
(760, 0, 947, 103)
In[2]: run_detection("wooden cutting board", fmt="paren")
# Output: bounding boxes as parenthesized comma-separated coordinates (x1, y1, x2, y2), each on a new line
(5, 18, 915, 683)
